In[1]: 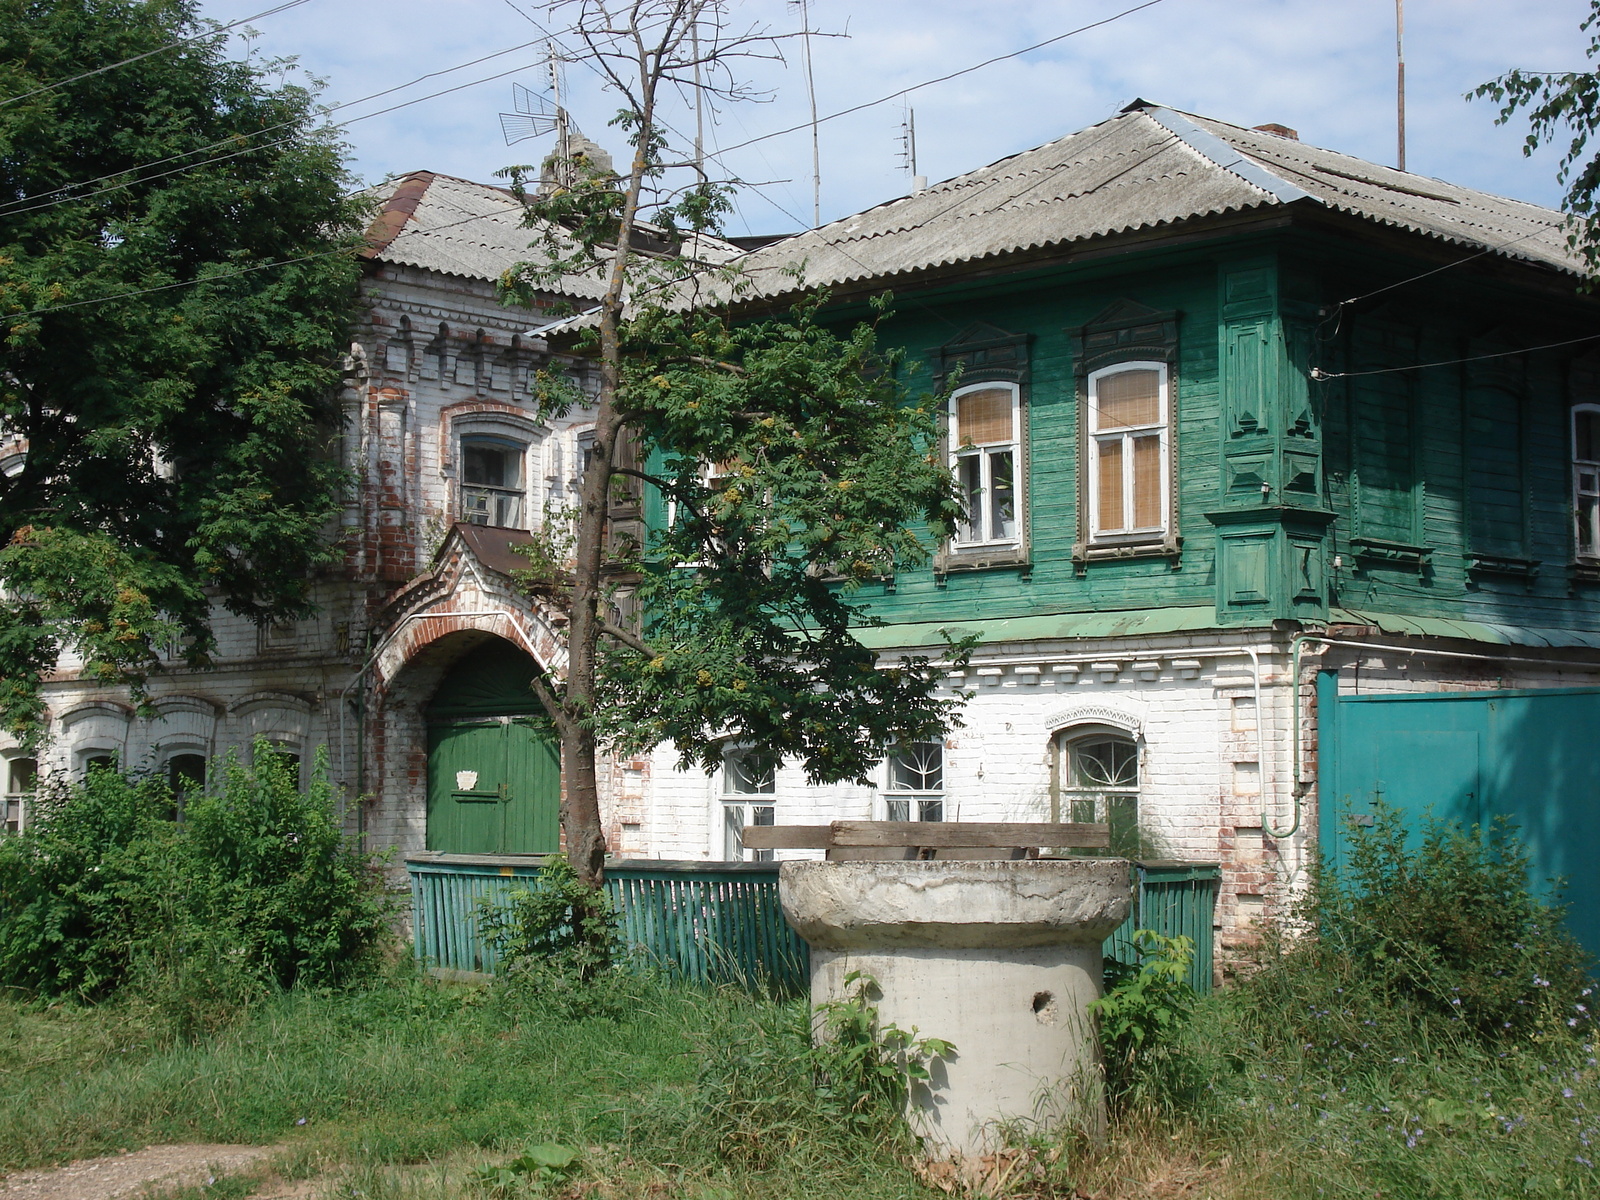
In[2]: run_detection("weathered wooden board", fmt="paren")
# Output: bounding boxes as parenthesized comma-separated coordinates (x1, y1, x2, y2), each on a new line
(830, 820, 1110, 848)
(739, 821, 1110, 850)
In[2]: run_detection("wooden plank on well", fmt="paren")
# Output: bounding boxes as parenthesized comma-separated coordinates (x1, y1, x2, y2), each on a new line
(829, 821, 1110, 848)
(739, 825, 832, 849)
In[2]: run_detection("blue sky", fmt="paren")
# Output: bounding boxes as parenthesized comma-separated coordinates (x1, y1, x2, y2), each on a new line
(200, 0, 1596, 237)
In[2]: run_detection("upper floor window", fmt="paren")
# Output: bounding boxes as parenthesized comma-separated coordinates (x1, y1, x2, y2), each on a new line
(1087, 364, 1169, 542)
(721, 748, 776, 861)
(883, 740, 944, 822)
(461, 436, 526, 528)
(1574, 405, 1600, 557)
(950, 383, 1020, 547)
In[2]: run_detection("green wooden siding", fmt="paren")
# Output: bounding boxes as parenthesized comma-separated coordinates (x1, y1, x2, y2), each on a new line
(633, 234, 1600, 642)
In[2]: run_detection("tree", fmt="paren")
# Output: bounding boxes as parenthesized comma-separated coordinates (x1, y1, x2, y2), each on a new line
(1475, 0, 1600, 275)
(0, 0, 366, 740)
(499, 0, 972, 891)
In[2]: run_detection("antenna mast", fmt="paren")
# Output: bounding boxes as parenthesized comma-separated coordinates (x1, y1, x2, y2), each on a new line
(692, 17, 706, 182)
(550, 42, 570, 184)
(796, 0, 820, 226)
(1395, 0, 1406, 172)
(900, 104, 925, 194)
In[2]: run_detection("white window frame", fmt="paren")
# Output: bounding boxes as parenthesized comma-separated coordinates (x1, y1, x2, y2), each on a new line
(949, 381, 1021, 549)
(1086, 362, 1170, 543)
(882, 741, 945, 823)
(3, 755, 36, 834)
(1573, 403, 1600, 558)
(459, 435, 529, 529)
(1053, 728, 1141, 857)
(720, 748, 776, 862)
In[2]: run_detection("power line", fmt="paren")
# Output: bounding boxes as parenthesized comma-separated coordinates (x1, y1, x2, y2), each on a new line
(1311, 331, 1600, 380)
(0, 0, 315, 110)
(711, 0, 1173, 159)
(0, 37, 550, 220)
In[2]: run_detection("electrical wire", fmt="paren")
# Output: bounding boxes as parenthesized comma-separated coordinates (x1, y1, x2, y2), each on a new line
(1311, 330, 1600, 380)
(0, 49, 550, 219)
(709, 0, 1173, 159)
(0, 0, 314, 110)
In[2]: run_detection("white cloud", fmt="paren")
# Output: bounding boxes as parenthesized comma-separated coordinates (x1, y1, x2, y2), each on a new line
(202, 0, 1593, 234)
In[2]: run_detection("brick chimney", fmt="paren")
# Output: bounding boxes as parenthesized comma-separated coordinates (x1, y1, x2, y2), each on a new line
(1252, 123, 1298, 140)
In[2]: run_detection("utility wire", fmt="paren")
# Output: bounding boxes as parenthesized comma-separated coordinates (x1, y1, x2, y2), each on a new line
(0, 51, 549, 219)
(710, 0, 1173, 159)
(0, 0, 314, 110)
(0, 38, 549, 217)
(1311, 331, 1600, 380)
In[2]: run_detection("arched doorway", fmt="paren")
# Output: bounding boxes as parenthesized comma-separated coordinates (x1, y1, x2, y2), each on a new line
(425, 639, 560, 854)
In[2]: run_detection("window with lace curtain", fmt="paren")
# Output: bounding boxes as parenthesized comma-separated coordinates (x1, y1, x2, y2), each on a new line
(1087, 363, 1170, 542)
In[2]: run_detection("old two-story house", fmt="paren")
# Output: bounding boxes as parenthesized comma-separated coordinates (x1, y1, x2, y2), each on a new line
(10, 102, 1600, 955)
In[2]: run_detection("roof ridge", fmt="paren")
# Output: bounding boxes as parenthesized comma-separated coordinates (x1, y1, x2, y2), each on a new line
(1135, 106, 1315, 207)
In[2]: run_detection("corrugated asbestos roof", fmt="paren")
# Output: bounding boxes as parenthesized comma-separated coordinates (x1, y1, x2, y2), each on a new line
(360, 171, 741, 301)
(729, 103, 1579, 301)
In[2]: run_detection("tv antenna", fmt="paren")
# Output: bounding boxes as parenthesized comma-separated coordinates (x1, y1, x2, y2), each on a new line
(1395, 0, 1406, 172)
(499, 44, 567, 152)
(499, 81, 559, 145)
(899, 104, 925, 194)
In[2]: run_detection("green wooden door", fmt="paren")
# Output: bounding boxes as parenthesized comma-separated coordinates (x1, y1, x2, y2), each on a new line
(427, 717, 560, 854)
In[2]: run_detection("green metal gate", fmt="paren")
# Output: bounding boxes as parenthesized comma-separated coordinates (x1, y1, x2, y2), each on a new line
(1318, 674, 1600, 959)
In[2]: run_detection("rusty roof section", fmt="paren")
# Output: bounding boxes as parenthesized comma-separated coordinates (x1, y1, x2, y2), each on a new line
(453, 522, 539, 577)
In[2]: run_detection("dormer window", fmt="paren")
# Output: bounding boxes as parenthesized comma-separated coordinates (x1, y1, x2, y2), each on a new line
(950, 382, 1020, 547)
(461, 436, 526, 528)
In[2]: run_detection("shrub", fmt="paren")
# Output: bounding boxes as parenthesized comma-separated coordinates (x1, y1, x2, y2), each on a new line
(1091, 930, 1196, 1107)
(1247, 804, 1593, 1048)
(0, 767, 179, 999)
(0, 742, 393, 1005)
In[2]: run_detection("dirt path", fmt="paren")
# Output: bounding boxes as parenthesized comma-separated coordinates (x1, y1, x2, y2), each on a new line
(0, 1144, 284, 1200)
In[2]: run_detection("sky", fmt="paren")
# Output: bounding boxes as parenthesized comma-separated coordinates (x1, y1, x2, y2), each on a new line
(197, 0, 1597, 238)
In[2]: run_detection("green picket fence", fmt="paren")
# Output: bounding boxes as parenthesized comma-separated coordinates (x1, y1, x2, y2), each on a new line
(405, 854, 810, 992)
(1102, 860, 1221, 994)
(405, 854, 1218, 995)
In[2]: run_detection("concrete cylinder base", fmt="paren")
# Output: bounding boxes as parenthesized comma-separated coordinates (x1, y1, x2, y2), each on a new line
(781, 859, 1133, 1159)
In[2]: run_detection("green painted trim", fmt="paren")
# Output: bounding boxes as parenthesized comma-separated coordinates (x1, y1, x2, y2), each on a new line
(850, 605, 1230, 650)
(1331, 609, 1600, 650)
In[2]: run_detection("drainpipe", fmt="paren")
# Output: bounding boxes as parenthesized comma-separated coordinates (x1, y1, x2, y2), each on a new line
(1269, 631, 1600, 839)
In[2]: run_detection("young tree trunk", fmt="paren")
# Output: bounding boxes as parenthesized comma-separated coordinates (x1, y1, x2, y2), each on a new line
(556, 62, 656, 890)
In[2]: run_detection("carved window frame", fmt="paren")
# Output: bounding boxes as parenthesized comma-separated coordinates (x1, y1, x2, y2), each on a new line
(1067, 303, 1182, 568)
(930, 323, 1032, 574)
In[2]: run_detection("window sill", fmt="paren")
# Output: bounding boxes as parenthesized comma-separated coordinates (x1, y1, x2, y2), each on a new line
(1464, 552, 1540, 581)
(1570, 559, 1600, 586)
(1350, 537, 1431, 572)
(935, 544, 1030, 576)
(1072, 535, 1181, 574)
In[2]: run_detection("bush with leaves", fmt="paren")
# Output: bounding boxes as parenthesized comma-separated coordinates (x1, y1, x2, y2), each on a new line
(1091, 930, 1197, 1107)
(1246, 805, 1592, 1049)
(0, 741, 392, 1005)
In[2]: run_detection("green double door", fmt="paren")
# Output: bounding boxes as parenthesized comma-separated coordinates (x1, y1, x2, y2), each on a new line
(426, 716, 561, 854)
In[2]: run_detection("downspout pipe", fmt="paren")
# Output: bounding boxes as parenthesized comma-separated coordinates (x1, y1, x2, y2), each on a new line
(1268, 632, 1600, 839)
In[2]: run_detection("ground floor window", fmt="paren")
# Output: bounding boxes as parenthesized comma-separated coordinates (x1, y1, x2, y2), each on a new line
(721, 749, 776, 861)
(4, 757, 35, 834)
(165, 752, 206, 820)
(883, 741, 944, 822)
(1054, 730, 1143, 856)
